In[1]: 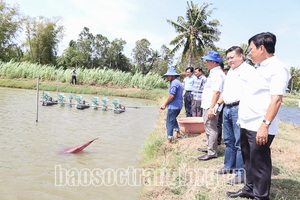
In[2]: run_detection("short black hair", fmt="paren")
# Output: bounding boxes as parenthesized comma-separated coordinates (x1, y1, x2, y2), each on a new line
(248, 32, 276, 54)
(226, 46, 244, 55)
(195, 67, 202, 72)
(185, 66, 194, 73)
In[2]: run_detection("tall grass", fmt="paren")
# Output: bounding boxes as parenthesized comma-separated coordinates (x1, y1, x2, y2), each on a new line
(0, 61, 168, 89)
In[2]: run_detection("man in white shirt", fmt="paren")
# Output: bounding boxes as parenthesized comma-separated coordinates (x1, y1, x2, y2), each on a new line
(182, 67, 196, 117)
(198, 51, 225, 161)
(71, 68, 77, 85)
(191, 67, 206, 117)
(227, 32, 290, 199)
(214, 46, 255, 185)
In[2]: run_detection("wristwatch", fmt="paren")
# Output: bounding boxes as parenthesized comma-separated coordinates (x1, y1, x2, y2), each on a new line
(263, 119, 271, 126)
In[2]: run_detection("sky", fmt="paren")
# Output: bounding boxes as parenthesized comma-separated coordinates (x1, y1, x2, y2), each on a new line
(5, 0, 300, 67)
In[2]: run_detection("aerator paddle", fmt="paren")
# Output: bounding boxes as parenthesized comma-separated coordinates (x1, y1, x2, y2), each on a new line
(64, 138, 99, 153)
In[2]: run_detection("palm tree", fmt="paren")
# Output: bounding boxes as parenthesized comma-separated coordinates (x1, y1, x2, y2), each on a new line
(167, 1, 220, 66)
(148, 50, 161, 70)
(289, 66, 300, 93)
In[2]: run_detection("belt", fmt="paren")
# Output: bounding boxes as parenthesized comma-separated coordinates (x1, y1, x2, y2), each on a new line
(225, 101, 240, 107)
(185, 90, 192, 92)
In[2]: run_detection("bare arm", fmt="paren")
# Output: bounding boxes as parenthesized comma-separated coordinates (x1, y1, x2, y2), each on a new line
(256, 95, 283, 145)
(208, 91, 220, 119)
(160, 94, 175, 110)
(210, 91, 221, 109)
(213, 93, 223, 114)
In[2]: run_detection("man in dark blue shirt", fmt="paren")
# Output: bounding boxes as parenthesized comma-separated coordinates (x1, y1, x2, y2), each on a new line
(160, 67, 184, 143)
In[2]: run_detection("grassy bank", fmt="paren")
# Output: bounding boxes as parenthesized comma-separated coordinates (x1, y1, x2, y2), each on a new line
(0, 78, 166, 101)
(282, 93, 300, 107)
(140, 106, 300, 199)
(1, 78, 300, 199)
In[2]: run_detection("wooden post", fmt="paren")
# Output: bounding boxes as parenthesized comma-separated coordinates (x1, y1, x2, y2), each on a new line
(36, 76, 40, 122)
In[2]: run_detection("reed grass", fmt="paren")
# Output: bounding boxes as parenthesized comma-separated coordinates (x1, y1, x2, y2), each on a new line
(0, 61, 168, 89)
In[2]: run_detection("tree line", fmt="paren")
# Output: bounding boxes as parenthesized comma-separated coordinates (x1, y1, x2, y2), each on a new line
(0, 1, 222, 74)
(0, 0, 175, 75)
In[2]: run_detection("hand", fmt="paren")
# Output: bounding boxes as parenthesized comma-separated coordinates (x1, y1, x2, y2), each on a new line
(212, 104, 219, 115)
(160, 104, 166, 110)
(207, 109, 215, 120)
(256, 124, 269, 145)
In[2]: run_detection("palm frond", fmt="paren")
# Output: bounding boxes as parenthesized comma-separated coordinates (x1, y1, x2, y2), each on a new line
(167, 1, 221, 66)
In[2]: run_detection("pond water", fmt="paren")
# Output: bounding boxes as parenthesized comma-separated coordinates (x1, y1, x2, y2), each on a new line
(278, 106, 300, 125)
(0, 87, 159, 200)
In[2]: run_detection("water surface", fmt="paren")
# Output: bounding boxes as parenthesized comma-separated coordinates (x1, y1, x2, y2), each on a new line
(0, 87, 158, 200)
(278, 106, 300, 125)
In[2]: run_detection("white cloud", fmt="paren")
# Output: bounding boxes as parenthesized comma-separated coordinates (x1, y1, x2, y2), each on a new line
(60, 0, 178, 56)
(5, 0, 300, 66)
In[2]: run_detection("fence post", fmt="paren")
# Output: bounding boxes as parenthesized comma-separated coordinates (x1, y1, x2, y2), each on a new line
(36, 76, 40, 122)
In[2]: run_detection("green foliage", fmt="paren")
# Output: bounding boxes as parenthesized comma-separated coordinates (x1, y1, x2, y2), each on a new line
(0, 61, 168, 89)
(167, 1, 221, 66)
(22, 16, 64, 65)
(141, 133, 164, 163)
(171, 176, 187, 195)
(59, 27, 131, 71)
(0, 1, 23, 62)
(171, 186, 182, 195)
(194, 193, 209, 200)
(132, 38, 152, 74)
(289, 66, 300, 93)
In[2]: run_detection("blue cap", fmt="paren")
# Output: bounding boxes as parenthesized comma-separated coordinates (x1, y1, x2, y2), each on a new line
(163, 67, 180, 77)
(202, 51, 223, 63)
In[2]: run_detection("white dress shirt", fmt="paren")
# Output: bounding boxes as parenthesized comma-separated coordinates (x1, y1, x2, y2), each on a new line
(238, 56, 290, 135)
(201, 66, 225, 109)
(223, 62, 255, 104)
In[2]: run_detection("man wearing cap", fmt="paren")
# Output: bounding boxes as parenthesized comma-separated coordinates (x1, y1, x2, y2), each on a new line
(214, 46, 255, 185)
(198, 51, 225, 161)
(160, 67, 183, 143)
(227, 32, 290, 199)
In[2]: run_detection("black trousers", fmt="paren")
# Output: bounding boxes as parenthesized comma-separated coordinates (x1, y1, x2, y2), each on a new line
(217, 106, 224, 145)
(184, 91, 192, 117)
(71, 76, 76, 85)
(240, 128, 274, 200)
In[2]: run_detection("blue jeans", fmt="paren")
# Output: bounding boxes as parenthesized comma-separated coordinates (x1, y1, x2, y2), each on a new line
(166, 109, 181, 139)
(223, 105, 244, 175)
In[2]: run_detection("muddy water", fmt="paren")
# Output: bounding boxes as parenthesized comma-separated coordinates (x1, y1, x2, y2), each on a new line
(278, 106, 300, 125)
(0, 87, 159, 200)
